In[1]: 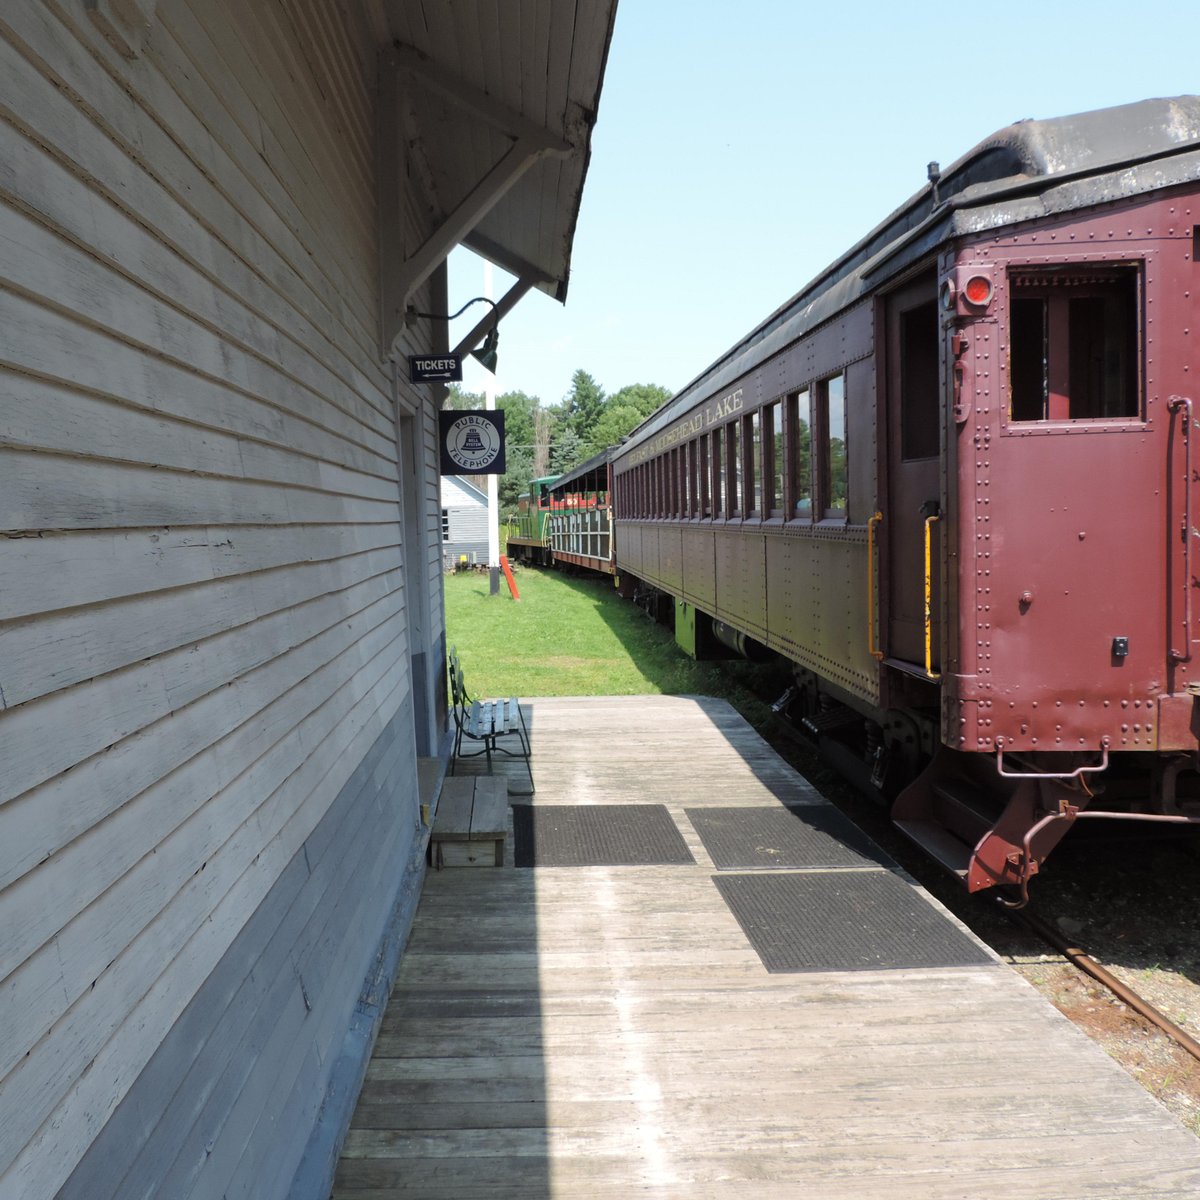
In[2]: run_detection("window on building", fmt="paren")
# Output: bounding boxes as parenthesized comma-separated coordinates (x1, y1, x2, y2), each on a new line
(789, 389, 812, 518)
(441, 508, 450, 541)
(1009, 265, 1140, 422)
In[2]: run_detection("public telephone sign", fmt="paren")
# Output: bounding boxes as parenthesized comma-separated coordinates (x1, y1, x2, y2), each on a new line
(409, 354, 463, 383)
(438, 409, 506, 476)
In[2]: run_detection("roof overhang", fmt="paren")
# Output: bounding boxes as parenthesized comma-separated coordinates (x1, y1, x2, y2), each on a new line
(374, 0, 618, 358)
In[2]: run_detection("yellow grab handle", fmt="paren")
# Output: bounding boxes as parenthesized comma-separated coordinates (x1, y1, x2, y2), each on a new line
(924, 513, 941, 680)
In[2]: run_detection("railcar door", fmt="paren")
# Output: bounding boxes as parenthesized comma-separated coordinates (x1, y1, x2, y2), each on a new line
(884, 275, 942, 670)
(964, 256, 1172, 753)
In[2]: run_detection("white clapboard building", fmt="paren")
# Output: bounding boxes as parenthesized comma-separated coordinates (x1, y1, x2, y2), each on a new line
(441, 474, 490, 569)
(0, 3, 616, 1197)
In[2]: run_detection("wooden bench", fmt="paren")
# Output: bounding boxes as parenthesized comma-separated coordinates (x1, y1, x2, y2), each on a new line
(431, 776, 510, 867)
(448, 646, 534, 793)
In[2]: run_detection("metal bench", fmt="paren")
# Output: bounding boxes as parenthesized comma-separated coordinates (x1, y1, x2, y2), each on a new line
(447, 646, 535, 793)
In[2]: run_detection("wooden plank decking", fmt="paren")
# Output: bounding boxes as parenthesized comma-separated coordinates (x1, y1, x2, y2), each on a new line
(333, 696, 1200, 1198)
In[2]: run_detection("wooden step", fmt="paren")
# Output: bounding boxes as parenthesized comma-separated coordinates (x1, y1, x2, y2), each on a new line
(930, 777, 996, 847)
(893, 818, 972, 880)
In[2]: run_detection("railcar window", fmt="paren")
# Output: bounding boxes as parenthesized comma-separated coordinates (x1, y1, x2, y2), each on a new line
(820, 374, 847, 520)
(762, 402, 782, 516)
(727, 420, 741, 517)
(749, 411, 762, 516)
(789, 389, 812, 518)
(901, 301, 940, 460)
(712, 427, 726, 517)
(1009, 266, 1139, 422)
(672, 447, 682, 516)
(698, 434, 710, 517)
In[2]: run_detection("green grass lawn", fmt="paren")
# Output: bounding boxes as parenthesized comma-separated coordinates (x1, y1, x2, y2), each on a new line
(443, 565, 787, 729)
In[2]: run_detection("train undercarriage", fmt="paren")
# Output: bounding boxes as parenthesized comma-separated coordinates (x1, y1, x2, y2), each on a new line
(638, 581, 1200, 904)
(779, 666, 1200, 906)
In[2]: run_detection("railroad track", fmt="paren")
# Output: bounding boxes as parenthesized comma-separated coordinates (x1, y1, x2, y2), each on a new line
(1001, 904, 1200, 1063)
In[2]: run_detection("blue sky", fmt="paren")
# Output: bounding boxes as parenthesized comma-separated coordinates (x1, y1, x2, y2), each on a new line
(450, 1, 1200, 408)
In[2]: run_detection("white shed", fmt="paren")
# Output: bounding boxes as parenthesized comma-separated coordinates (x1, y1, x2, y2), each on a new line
(0, 3, 617, 1197)
(441, 474, 490, 569)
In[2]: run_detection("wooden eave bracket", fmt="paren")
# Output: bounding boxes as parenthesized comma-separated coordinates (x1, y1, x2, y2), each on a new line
(378, 45, 572, 360)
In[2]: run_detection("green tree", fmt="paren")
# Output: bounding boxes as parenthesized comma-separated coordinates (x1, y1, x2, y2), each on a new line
(549, 426, 583, 474)
(444, 383, 483, 410)
(561, 369, 606, 443)
(607, 382, 672, 422)
(585, 383, 673, 455)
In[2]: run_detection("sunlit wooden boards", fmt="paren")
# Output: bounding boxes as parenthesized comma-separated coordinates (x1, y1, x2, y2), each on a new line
(336, 697, 1200, 1198)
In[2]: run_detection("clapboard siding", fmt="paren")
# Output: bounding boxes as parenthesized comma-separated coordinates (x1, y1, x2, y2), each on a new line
(0, 0, 441, 1196)
(53, 709, 417, 1200)
(1, 543, 402, 707)
(0, 521, 401, 628)
(442, 476, 490, 563)
(0, 292, 395, 481)
(0, 19, 389, 434)
(0, 645, 408, 1176)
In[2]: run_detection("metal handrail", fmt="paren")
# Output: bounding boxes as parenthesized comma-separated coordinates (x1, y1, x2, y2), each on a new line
(867, 511, 884, 661)
(995, 739, 1110, 780)
(924, 513, 941, 679)
(1168, 394, 1194, 664)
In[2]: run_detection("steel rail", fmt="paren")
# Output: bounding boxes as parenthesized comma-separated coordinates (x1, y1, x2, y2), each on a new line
(1003, 905, 1200, 1066)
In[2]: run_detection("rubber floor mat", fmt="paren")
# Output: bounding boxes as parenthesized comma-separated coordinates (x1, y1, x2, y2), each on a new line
(512, 804, 694, 867)
(685, 805, 891, 870)
(714, 870, 996, 972)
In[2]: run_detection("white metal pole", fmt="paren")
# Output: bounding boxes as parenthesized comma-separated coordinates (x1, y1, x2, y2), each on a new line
(483, 261, 500, 595)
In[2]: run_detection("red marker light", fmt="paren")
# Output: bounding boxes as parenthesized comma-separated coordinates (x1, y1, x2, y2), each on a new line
(964, 275, 993, 306)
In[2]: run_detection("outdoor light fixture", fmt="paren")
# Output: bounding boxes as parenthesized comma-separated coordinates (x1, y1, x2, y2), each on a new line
(471, 326, 499, 373)
(406, 296, 500, 374)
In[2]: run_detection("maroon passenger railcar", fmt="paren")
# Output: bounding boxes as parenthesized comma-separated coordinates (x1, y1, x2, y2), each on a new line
(610, 97, 1200, 901)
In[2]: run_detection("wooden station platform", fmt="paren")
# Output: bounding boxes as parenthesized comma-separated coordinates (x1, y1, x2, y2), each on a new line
(333, 696, 1200, 1198)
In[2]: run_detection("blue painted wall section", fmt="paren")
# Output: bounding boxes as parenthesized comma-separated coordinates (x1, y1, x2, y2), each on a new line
(56, 710, 427, 1200)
